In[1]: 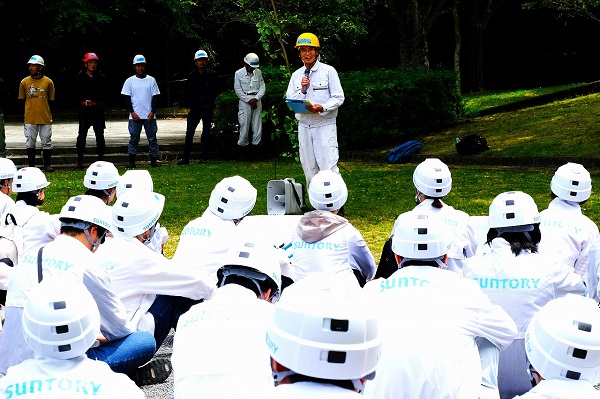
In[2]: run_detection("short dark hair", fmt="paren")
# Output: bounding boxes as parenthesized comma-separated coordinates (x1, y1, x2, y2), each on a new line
(16, 191, 43, 206)
(486, 224, 541, 256)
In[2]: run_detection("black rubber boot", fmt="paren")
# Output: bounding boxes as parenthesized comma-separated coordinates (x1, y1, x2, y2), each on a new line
(26, 148, 36, 167)
(150, 156, 162, 167)
(42, 149, 55, 172)
(128, 153, 137, 168)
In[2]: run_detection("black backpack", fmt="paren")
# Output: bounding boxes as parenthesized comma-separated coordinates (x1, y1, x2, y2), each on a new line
(455, 134, 490, 155)
(385, 140, 423, 164)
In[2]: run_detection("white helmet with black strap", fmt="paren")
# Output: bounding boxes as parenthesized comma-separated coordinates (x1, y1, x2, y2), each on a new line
(209, 176, 257, 221)
(413, 158, 452, 198)
(112, 190, 165, 243)
(551, 162, 592, 203)
(488, 191, 540, 240)
(59, 195, 112, 250)
(12, 167, 50, 193)
(266, 276, 382, 394)
(308, 170, 348, 211)
(217, 240, 282, 303)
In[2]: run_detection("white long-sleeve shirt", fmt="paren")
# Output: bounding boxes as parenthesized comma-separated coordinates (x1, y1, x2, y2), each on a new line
(538, 198, 599, 277)
(363, 266, 517, 399)
(97, 234, 216, 333)
(286, 60, 344, 127)
(234, 67, 265, 103)
(512, 378, 600, 399)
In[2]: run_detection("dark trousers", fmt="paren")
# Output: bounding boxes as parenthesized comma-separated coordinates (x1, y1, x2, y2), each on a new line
(185, 108, 213, 159)
(77, 108, 106, 157)
(148, 294, 202, 348)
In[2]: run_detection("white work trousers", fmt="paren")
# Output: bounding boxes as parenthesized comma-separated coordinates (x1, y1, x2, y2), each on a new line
(298, 123, 339, 187)
(237, 100, 262, 146)
(24, 124, 52, 149)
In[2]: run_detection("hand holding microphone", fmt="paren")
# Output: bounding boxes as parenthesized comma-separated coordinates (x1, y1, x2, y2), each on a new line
(301, 68, 310, 94)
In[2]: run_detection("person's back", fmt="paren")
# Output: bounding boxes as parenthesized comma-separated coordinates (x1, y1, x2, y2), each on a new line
(173, 241, 282, 398)
(0, 278, 144, 398)
(461, 191, 585, 398)
(538, 163, 599, 277)
(291, 170, 375, 286)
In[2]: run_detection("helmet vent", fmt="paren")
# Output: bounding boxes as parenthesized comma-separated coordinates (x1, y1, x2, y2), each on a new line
(331, 319, 349, 332)
(92, 172, 99, 176)
(325, 193, 332, 198)
(326, 203, 334, 208)
(68, 206, 76, 212)
(418, 243, 428, 250)
(576, 321, 592, 332)
(53, 301, 66, 310)
(217, 207, 225, 214)
(117, 216, 124, 221)
(435, 178, 442, 183)
(572, 348, 588, 359)
(327, 351, 347, 364)
(90, 180, 97, 185)
(126, 183, 133, 188)
(570, 191, 577, 197)
(221, 198, 229, 204)
(565, 370, 581, 380)
(117, 227, 124, 232)
(74, 197, 82, 202)
(417, 228, 427, 235)
(58, 344, 72, 352)
(55, 325, 69, 334)
(239, 251, 251, 259)
(324, 182, 331, 186)
(122, 202, 130, 208)
(572, 180, 580, 186)
(506, 200, 515, 206)
(227, 186, 235, 192)
(506, 213, 515, 219)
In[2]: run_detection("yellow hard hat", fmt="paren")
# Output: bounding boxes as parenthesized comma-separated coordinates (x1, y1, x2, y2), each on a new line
(295, 33, 320, 48)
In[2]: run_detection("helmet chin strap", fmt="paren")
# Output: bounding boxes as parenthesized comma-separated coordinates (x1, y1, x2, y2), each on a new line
(140, 223, 157, 245)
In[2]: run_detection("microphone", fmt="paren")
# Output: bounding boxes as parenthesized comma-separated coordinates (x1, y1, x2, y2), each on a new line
(301, 68, 310, 94)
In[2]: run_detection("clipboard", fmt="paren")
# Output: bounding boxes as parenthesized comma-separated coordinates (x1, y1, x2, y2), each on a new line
(286, 99, 313, 114)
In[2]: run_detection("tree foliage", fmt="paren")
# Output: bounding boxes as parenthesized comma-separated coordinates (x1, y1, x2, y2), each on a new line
(523, 0, 600, 22)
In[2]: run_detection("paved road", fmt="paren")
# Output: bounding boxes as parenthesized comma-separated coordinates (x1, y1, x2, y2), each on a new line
(3, 118, 190, 150)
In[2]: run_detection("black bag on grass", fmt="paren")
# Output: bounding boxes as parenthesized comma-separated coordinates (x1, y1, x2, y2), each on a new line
(455, 134, 490, 155)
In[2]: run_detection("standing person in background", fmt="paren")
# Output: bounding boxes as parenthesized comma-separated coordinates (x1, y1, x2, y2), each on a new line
(0, 76, 8, 158)
(19, 55, 55, 172)
(285, 32, 344, 188)
(76, 52, 107, 168)
(121, 54, 161, 168)
(178, 49, 219, 165)
(234, 53, 265, 159)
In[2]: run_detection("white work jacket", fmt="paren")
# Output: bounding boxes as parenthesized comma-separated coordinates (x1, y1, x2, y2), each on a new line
(11, 200, 60, 257)
(513, 378, 600, 398)
(462, 238, 585, 398)
(96, 234, 216, 334)
(273, 382, 361, 398)
(173, 284, 275, 399)
(0, 356, 145, 398)
(286, 60, 344, 127)
(234, 67, 265, 103)
(538, 198, 599, 277)
(172, 209, 238, 284)
(363, 265, 517, 399)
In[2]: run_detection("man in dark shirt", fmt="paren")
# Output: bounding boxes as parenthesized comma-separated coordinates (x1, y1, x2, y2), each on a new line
(178, 50, 218, 165)
(76, 52, 106, 168)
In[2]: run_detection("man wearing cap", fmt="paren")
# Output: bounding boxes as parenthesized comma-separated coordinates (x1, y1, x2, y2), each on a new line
(18, 55, 55, 172)
(178, 50, 219, 165)
(233, 53, 265, 159)
(76, 52, 107, 168)
(121, 54, 161, 168)
(285, 33, 344, 188)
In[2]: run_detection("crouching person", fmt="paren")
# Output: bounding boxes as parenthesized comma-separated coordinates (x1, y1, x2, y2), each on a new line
(0, 278, 145, 398)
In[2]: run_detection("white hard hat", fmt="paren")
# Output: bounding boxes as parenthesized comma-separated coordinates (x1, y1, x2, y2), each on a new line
(23, 278, 101, 360)
(116, 170, 154, 198)
(391, 211, 451, 267)
(0, 158, 17, 180)
(27, 55, 45, 66)
(266, 276, 382, 390)
(194, 49, 208, 60)
(308, 170, 348, 211)
(218, 241, 282, 302)
(132, 54, 147, 64)
(13, 167, 50, 192)
(209, 176, 257, 220)
(413, 158, 452, 198)
(551, 163, 592, 202)
(488, 191, 540, 231)
(59, 195, 112, 231)
(84, 161, 120, 190)
(526, 294, 600, 383)
(112, 190, 165, 237)
(243, 53, 260, 68)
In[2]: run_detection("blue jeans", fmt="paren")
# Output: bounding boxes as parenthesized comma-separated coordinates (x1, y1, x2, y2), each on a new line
(148, 294, 201, 349)
(87, 331, 156, 374)
(128, 118, 159, 157)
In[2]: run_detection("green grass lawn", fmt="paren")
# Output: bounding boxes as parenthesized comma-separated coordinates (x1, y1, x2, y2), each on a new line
(38, 159, 600, 260)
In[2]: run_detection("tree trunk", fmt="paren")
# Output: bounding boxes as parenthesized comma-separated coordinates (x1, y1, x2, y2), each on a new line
(453, 0, 461, 91)
(389, 0, 430, 69)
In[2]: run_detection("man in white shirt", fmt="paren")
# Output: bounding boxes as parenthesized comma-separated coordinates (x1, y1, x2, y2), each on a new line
(285, 32, 344, 188)
(121, 54, 161, 168)
(514, 294, 600, 399)
(364, 211, 518, 399)
(172, 240, 282, 398)
(234, 53, 265, 157)
(0, 278, 145, 398)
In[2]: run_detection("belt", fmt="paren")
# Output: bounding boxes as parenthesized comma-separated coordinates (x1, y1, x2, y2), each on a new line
(244, 92, 257, 95)
(81, 100, 101, 106)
